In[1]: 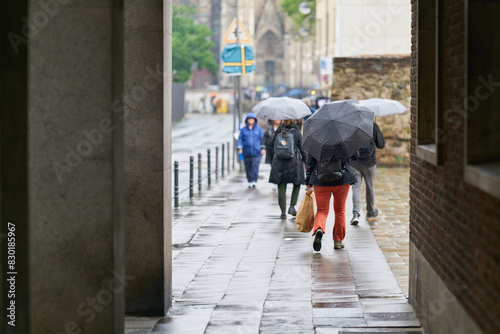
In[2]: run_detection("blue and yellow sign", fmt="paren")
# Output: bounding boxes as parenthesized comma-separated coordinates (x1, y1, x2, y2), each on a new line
(221, 44, 256, 76)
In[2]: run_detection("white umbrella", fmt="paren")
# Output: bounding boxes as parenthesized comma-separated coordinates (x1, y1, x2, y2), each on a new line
(358, 98, 407, 117)
(252, 97, 311, 120)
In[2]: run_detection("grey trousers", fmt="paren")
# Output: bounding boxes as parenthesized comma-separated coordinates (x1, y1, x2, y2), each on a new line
(351, 165, 377, 216)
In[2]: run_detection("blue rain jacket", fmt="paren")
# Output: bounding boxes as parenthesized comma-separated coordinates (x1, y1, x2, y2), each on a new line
(237, 113, 265, 157)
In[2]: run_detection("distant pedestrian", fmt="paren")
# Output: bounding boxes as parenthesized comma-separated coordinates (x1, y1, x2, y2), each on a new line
(211, 95, 217, 113)
(199, 97, 206, 113)
(302, 97, 318, 121)
(268, 120, 307, 219)
(305, 154, 357, 251)
(349, 122, 385, 224)
(237, 113, 265, 188)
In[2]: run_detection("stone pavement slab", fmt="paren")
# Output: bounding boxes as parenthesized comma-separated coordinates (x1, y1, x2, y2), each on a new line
(126, 163, 423, 333)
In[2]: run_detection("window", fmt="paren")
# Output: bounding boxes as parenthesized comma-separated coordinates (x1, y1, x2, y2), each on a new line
(464, 0, 500, 199)
(416, 0, 443, 165)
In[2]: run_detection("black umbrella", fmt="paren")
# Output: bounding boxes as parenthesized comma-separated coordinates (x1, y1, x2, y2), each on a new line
(303, 100, 374, 160)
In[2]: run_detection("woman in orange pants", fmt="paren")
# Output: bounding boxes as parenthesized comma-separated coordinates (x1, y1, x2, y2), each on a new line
(305, 154, 357, 251)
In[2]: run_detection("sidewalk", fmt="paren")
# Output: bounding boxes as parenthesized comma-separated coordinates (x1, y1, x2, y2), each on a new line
(126, 164, 422, 334)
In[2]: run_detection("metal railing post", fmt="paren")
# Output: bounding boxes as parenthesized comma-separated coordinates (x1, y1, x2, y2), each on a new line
(221, 143, 225, 177)
(174, 161, 179, 208)
(198, 153, 202, 192)
(189, 156, 194, 198)
(215, 146, 219, 181)
(207, 149, 211, 188)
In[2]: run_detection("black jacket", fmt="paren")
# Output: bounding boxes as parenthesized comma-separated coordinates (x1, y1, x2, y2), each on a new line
(305, 154, 357, 187)
(262, 124, 277, 164)
(350, 122, 385, 167)
(268, 125, 307, 185)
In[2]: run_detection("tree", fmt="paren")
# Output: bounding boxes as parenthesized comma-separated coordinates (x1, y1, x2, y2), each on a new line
(280, 0, 316, 37)
(172, 5, 218, 83)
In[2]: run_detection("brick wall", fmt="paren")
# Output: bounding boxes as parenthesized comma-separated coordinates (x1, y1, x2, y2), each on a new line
(331, 57, 411, 166)
(410, 1, 500, 333)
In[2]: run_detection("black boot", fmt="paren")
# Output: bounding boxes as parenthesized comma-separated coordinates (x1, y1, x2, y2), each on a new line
(313, 228, 323, 251)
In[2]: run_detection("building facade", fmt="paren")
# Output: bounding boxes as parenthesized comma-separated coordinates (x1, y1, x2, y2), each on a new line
(410, 1, 500, 333)
(314, 0, 411, 91)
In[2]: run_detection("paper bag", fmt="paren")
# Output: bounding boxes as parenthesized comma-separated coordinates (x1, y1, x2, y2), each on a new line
(296, 190, 315, 233)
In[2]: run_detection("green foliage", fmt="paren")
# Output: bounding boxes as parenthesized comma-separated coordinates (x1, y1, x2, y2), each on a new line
(172, 5, 218, 83)
(280, 0, 316, 37)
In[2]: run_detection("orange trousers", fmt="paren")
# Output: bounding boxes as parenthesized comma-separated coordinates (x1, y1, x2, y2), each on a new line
(312, 184, 350, 241)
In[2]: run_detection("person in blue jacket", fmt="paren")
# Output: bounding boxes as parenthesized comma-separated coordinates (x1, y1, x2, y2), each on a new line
(237, 113, 266, 188)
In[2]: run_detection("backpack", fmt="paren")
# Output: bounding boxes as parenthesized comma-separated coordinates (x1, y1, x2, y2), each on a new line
(274, 130, 295, 159)
(316, 158, 345, 182)
(357, 139, 375, 159)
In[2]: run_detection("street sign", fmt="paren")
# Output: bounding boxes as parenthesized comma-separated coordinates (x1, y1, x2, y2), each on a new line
(320, 56, 333, 75)
(221, 44, 256, 76)
(223, 19, 251, 43)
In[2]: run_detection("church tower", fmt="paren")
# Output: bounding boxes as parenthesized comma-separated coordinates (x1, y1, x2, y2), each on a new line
(253, 0, 286, 90)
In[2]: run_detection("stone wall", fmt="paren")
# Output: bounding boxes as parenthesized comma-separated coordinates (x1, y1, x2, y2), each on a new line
(330, 56, 411, 166)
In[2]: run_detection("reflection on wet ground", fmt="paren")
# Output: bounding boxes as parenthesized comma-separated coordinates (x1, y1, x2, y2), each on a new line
(126, 164, 421, 334)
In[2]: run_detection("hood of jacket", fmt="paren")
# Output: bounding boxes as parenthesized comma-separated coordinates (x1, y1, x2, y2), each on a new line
(245, 113, 257, 124)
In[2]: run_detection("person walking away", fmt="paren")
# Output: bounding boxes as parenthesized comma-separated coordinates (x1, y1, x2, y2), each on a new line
(262, 120, 282, 164)
(268, 120, 307, 219)
(305, 154, 357, 251)
(302, 97, 318, 121)
(349, 122, 385, 225)
(237, 113, 265, 188)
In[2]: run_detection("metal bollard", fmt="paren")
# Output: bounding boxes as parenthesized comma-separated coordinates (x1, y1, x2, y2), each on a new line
(215, 147, 219, 181)
(232, 139, 235, 170)
(227, 141, 230, 174)
(174, 161, 179, 208)
(198, 153, 202, 192)
(207, 148, 211, 188)
(221, 143, 225, 177)
(189, 156, 194, 198)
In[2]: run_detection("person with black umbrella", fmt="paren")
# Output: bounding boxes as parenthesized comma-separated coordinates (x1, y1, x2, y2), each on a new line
(305, 154, 357, 250)
(302, 100, 375, 251)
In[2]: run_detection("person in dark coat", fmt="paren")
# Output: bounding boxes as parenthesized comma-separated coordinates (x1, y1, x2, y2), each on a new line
(349, 122, 385, 225)
(237, 113, 266, 188)
(268, 120, 307, 219)
(305, 154, 357, 251)
(262, 120, 281, 164)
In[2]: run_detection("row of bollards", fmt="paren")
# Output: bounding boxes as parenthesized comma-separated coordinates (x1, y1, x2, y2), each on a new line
(173, 141, 232, 208)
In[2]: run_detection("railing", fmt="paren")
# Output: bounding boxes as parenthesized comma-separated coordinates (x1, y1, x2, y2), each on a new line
(173, 141, 233, 208)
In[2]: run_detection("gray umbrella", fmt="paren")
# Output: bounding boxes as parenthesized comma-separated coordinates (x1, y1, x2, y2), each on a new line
(303, 100, 374, 160)
(252, 97, 311, 120)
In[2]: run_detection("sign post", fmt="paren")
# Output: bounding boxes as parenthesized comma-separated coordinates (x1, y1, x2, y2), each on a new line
(221, 3, 254, 171)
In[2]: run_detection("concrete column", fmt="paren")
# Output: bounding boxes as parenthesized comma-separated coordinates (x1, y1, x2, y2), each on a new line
(123, 0, 172, 315)
(1, 0, 125, 333)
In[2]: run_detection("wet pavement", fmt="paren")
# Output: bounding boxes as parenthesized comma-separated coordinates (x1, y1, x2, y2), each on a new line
(367, 167, 411, 298)
(126, 156, 421, 333)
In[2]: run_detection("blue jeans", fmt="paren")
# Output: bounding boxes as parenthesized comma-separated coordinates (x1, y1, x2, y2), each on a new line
(243, 155, 262, 183)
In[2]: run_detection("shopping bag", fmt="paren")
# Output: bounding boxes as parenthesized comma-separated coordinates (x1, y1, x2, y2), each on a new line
(296, 190, 315, 233)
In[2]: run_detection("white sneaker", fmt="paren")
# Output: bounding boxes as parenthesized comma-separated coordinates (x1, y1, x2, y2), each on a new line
(334, 240, 345, 249)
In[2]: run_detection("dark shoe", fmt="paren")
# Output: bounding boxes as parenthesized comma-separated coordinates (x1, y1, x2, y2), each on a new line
(366, 209, 379, 219)
(350, 213, 360, 225)
(313, 229, 323, 251)
(280, 213, 287, 220)
(288, 206, 297, 216)
(334, 240, 345, 249)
